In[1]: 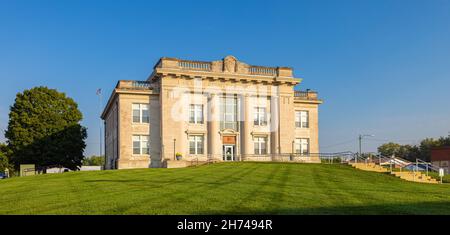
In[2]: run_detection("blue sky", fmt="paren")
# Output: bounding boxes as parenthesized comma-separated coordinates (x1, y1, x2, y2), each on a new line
(1, 0, 450, 156)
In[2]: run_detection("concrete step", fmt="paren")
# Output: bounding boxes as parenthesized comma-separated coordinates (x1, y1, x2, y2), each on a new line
(391, 171, 439, 184)
(351, 163, 389, 173)
(350, 163, 440, 184)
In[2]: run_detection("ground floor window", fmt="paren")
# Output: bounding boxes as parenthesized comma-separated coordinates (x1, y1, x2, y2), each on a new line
(295, 138, 309, 154)
(254, 136, 267, 155)
(189, 135, 204, 154)
(133, 135, 149, 155)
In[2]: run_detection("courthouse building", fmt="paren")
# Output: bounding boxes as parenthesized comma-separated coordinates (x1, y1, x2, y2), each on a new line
(101, 56, 322, 169)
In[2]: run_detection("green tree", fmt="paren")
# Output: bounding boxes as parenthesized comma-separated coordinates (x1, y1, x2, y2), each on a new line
(377, 142, 402, 157)
(418, 138, 440, 162)
(0, 143, 11, 172)
(437, 135, 450, 146)
(82, 155, 105, 166)
(398, 144, 420, 161)
(5, 87, 87, 171)
(377, 136, 449, 162)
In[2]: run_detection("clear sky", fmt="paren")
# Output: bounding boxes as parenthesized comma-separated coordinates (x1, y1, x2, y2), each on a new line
(1, 0, 450, 156)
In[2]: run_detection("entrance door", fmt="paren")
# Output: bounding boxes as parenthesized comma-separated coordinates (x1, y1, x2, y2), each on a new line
(223, 145, 235, 161)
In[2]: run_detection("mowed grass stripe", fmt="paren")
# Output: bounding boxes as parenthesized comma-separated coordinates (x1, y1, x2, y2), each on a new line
(0, 162, 449, 214)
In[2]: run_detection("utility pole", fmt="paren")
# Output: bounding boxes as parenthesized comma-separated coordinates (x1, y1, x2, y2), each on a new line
(359, 135, 362, 157)
(358, 134, 374, 159)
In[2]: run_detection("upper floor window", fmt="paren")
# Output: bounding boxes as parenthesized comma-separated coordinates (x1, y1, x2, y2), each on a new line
(132, 103, 149, 123)
(221, 96, 238, 130)
(294, 138, 309, 154)
(254, 136, 267, 155)
(189, 104, 203, 124)
(254, 107, 267, 126)
(295, 111, 309, 128)
(189, 135, 204, 155)
(133, 135, 149, 155)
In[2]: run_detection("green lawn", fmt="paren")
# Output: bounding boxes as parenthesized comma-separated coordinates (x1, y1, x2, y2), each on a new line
(428, 172, 450, 183)
(1, 162, 450, 215)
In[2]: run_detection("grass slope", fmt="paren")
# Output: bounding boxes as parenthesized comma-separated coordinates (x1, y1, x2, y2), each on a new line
(0, 162, 449, 215)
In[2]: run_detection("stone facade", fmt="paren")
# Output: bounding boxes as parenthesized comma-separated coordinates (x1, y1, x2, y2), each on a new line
(101, 56, 323, 169)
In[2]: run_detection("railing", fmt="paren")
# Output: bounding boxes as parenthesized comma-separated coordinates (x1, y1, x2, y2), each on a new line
(294, 90, 319, 100)
(189, 157, 199, 167)
(415, 158, 447, 177)
(375, 155, 439, 179)
(248, 66, 277, 76)
(179, 60, 212, 71)
(318, 152, 356, 164)
(243, 154, 314, 162)
(132, 81, 152, 89)
(203, 152, 354, 163)
(117, 80, 154, 90)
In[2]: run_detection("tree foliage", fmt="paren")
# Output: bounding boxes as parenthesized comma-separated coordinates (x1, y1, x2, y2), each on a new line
(377, 142, 402, 157)
(0, 143, 11, 172)
(378, 135, 450, 162)
(82, 155, 105, 166)
(5, 87, 87, 170)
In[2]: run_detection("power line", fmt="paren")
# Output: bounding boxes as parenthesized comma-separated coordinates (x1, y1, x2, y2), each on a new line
(320, 137, 421, 150)
(365, 138, 419, 143)
(320, 138, 357, 149)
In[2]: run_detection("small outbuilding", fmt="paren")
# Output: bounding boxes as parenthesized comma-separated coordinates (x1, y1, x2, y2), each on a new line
(431, 146, 450, 173)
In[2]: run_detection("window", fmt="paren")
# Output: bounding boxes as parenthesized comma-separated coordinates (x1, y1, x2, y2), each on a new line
(132, 104, 150, 123)
(132, 135, 149, 155)
(295, 111, 309, 128)
(221, 96, 238, 130)
(254, 136, 267, 155)
(294, 138, 309, 154)
(189, 104, 203, 124)
(254, 107, 267, 126)
(189, 135, 204, 154)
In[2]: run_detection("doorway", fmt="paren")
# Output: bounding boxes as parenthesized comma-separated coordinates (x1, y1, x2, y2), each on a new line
(223, 145, 235, 161)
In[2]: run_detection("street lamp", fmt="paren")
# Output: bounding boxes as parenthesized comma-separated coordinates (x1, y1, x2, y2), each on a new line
(359, 134, 374, 159)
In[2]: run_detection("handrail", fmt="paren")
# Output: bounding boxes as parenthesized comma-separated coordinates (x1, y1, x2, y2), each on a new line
(190, 157, 199, 167)
(203, 152, 358, 163)
(416, 158, 446, 176)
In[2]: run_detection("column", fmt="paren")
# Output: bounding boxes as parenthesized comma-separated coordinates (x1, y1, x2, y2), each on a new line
(208, 93, 220, 159)
(270, 95, 279, 154)
(243, 94, 252, 156)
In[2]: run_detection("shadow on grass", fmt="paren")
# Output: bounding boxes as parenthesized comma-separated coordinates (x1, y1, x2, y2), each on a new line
(195, 201, 450, 215)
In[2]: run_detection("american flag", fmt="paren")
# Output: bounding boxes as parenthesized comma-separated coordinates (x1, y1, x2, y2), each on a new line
(96, 88, 102, 95)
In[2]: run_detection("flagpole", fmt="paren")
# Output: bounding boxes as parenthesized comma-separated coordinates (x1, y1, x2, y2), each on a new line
(97, 89, 103, 159)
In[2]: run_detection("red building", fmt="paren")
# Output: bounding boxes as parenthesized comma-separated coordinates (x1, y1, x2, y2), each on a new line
(431, 146, 450, 173)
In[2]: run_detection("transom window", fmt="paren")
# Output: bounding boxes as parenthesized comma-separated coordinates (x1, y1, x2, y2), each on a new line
(189, 104, 203, 124)
(132, 135, 149, 155)
(254, 136, 267, 155)
(295, 111, 309, 128)
(189, 135, 204, 155)
(132, 103, 150, 123)
(254, 107, 267, 126)
(294, 138, 309, 154)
